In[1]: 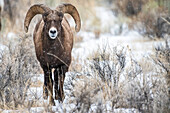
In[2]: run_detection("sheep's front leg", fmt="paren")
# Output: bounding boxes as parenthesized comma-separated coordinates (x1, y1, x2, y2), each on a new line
(48, 70, 54, 105)
(58, 65, 68, 102)
(43, 67, 55, 105)
(54, 68, 59, 100)
(43, 68, 49, 100)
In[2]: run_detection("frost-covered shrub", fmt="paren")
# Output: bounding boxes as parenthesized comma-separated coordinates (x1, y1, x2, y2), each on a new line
(89, 46, 126, 84)
(154, 38, 170, 74)
(64, 45, 169, 112)
(151, 38, 170, 112)
(0, 36, 40, 109)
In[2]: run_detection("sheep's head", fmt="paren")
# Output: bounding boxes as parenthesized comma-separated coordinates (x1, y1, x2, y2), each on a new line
(43, 11, 63, 39)
(24, 3, 81, 39)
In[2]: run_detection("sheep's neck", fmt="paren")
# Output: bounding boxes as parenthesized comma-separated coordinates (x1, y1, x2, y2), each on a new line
(42, 30, 64, 53)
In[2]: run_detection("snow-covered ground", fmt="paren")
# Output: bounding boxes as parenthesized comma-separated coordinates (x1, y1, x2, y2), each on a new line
(73, 30, 161, 60)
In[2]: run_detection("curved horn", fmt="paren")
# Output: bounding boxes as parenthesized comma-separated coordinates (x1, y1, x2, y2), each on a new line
(24, 4, 51, 33)
(56, 3, 81, 32)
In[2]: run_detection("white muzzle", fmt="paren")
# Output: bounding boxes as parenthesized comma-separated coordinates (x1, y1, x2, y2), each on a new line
(49, 27, 58, 39)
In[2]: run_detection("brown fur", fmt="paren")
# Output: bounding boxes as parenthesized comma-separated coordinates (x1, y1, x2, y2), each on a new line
(33, 17, 73, 67)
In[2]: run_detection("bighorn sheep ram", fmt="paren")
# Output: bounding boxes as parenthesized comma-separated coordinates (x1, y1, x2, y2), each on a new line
(24, 3, 81, 105)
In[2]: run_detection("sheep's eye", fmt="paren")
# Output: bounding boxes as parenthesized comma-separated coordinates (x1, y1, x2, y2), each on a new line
(58, 12, 63, 17)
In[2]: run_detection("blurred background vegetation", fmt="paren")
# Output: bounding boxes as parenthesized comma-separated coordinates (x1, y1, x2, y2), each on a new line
(0, 0, 169, 112)
(0, 0, 169, 39)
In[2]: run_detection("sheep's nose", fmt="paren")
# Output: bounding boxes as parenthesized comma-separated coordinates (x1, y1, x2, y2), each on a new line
(49, 27, 58, 39)
(50, 30, 56, 34)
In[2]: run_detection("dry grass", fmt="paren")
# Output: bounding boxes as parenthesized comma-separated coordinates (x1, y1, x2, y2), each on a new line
(134, 1, 168, 38)
(116, 0, 147, 16)
(115, 0, 169, 38)
(30, 80, 43, 87)
(0, 35, 40, 109)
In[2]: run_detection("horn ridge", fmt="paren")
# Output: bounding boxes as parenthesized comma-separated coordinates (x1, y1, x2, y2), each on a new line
(56, 3, 81, 32)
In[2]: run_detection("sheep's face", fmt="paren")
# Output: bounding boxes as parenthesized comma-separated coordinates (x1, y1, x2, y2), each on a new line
(43, 11, 63, 40)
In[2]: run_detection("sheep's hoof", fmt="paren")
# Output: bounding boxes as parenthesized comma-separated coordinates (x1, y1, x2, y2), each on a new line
(43, 86, 48, 99)
(43, 94, 48, 100)
(58, 94, 65, 103)
(61, 94, 65, 102)
(55, 94, 59, 100)
(49, 98, 55, 106)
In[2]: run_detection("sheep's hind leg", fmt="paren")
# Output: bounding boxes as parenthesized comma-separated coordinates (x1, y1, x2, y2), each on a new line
(58, 65, 68, 102)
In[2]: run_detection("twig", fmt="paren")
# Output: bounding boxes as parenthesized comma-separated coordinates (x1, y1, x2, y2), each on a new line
(57, 38, 64, 50)
(161, 17, 170, 25)
(47, 53, 68, 67)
